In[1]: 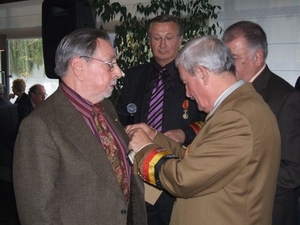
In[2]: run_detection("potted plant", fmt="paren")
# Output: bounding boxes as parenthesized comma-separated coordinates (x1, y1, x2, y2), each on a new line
(92, 0, 222, 104)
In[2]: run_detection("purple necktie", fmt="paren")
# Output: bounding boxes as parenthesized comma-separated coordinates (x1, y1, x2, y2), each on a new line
(147, 68, 166, 132)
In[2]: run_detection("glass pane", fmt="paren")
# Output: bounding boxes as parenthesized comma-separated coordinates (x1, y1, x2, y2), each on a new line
(7, 38, 58, 103)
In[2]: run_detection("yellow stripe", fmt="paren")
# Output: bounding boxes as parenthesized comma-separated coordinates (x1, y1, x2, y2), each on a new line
(148, 150, 170, 185)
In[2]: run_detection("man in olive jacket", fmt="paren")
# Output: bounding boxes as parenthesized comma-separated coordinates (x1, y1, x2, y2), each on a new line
(126, 36, 281, 225)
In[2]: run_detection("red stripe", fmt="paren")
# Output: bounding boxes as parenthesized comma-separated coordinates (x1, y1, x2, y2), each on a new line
(141, 149, 160, 182)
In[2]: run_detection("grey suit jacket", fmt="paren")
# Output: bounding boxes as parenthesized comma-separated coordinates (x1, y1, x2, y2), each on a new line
(13, 86, 147, 225)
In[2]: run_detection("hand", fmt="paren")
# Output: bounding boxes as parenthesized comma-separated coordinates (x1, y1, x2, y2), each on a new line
(126, 123, 156, 140)
(164, 129, 185, 144)
(126, 123, 156, 152)
(8, 93, 15, 99)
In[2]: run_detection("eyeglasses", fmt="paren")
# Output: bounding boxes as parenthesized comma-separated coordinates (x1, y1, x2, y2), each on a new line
(148, 36, 178, 43)
(79, 56, 117, 71)
(36, 92, 47, 97)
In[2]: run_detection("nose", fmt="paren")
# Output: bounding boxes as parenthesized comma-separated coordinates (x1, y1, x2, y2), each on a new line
(114, 64, 123, 79)
(159, 38, 167, 47)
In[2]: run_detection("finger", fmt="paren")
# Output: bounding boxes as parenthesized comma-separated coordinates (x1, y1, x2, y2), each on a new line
(125, 125, 134, 133)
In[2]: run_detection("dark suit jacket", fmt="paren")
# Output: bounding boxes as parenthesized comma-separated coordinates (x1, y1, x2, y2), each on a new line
(17, 97, 34, 124)
(295, 76, 300, 91)
(116, 59, 206, 223)
(115, 59, 206, 132)
(252, 65, 300, 225)
(14, 92, 29, 105)
(0, 96, 12, 106)
(13, 86, 147, 225)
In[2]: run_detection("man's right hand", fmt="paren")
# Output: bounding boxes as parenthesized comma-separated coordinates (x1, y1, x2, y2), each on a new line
(164, 129, 185, 144)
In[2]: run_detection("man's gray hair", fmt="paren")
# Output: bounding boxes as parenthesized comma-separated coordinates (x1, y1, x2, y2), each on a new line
(175, 35, 235, 76)
(54, 28, 110, 78)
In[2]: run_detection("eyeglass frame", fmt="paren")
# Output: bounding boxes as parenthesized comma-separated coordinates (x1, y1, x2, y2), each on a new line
(79, 56, 117, 71)
(35, 92, 47, 97)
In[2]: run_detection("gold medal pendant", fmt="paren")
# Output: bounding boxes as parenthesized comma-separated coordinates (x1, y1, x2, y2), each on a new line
(182, 100, 189, 120)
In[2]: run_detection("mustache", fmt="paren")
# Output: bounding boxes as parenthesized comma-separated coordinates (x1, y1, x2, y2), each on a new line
(110, 79, 117, 86)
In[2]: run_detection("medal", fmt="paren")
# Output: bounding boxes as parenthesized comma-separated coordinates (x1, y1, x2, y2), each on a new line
(182, 99, 189, 119)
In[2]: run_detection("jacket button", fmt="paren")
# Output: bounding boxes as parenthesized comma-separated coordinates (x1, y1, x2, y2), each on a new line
(121, 209, 127, 214)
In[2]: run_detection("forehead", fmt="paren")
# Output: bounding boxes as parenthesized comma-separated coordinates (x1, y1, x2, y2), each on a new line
(178, 65, 189, 80)
(150, 22, 179, 35)
(36, 86, 45, 91)
(94, 38, 115, 57)
(226, 37, 248, 52)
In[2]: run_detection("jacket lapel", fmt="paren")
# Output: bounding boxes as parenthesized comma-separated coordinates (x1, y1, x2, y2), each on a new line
(252, 65, 271, 92)
(54, 88, 125, 201)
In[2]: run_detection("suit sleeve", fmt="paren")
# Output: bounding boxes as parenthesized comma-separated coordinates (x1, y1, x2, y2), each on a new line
(276, 91, 300, 195)
(181, 121, 204, 145)
(13, 115, 63, 225)
(135, 110, 254, 198)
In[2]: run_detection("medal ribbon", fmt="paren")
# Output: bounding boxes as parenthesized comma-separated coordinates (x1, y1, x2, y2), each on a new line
(182, 99, 189, 110)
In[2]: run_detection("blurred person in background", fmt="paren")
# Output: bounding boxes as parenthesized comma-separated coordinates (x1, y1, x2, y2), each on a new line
(17, 84, 46, 124)
(0, 83, 12, 106)
(9, 78, 29, 104)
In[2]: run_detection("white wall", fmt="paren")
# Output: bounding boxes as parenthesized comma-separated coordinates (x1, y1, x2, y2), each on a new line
(212, 0, 300, 86)
(0, 0, 44, 38)
(0, 0, 299, 86)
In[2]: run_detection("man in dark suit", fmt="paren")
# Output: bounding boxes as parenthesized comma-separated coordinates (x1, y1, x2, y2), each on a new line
(13, 28, 147, 225)
(166, 20, 300, 225)
(222, 21, 300, 225)
(295, 76, 300, 91)
(294, 76, 300, 224)
(17, 83, 46, 124)
(115, 15, 206, 225)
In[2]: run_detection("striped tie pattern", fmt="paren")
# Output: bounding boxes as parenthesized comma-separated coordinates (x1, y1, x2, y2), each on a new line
(147, 68, 166, 131)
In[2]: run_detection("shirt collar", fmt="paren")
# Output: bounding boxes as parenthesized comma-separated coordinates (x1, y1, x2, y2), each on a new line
(208, 79, 245, 117)
(249, 64, 266, 82)
(61, 82, 95, 115)
(153, 58, 176, 77)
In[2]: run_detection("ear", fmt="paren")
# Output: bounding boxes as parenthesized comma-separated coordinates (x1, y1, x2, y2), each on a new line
(195, 66, 209, 85)
(254, 49, 264, 66)
(178, 35, 184, 45)
(71, 57, 85, 81)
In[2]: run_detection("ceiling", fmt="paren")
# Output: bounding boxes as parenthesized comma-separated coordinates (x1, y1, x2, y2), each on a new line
(0, 0, 27, 4)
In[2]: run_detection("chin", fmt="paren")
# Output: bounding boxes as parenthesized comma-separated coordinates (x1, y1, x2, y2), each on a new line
(103, 91, 113, 99)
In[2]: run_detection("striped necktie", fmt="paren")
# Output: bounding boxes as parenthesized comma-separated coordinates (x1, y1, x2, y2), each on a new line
(147, 68, 166, 132)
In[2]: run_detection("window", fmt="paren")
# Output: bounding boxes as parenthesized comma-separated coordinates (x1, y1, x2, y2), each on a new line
(8, 38, 58, 102)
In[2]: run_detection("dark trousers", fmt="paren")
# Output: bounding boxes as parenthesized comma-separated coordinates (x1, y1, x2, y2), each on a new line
(146, 191, 175, 225)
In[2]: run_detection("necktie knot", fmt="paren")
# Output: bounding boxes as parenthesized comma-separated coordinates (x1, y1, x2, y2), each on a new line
(158, 68, 167, 78)
(93, 103, 102, 111)
(92, 103, 104, 115)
